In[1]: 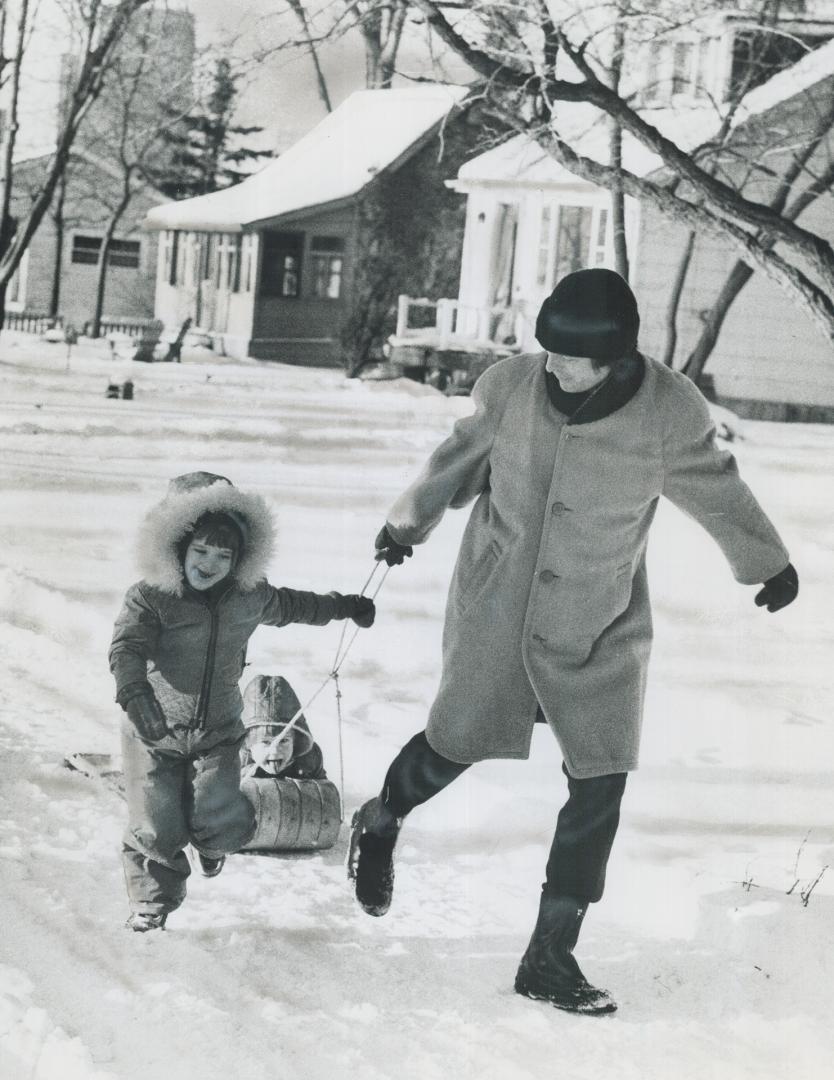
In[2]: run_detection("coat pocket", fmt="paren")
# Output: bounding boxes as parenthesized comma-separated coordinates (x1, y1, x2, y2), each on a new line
(457, 539, 502, 614)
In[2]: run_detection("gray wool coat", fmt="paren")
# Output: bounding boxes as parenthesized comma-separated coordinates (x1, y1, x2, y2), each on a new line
(386, 353, 790, 778)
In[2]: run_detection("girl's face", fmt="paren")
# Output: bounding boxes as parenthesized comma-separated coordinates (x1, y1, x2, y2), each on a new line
(545, 351, 610, 392)
(183, 536, 235, 591)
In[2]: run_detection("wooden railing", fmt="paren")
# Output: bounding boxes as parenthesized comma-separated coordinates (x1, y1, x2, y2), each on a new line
(3, 311, 157, 339)
(4, 311, 64, 334)
(97, 316, 158, 338)
(393, 295, 520, 349)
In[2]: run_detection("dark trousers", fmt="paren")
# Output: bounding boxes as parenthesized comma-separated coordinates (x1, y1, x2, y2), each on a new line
(381, 730, 626, 905)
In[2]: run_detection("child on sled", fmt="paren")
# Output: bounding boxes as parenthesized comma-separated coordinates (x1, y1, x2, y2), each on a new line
(109, 471, 375, 931)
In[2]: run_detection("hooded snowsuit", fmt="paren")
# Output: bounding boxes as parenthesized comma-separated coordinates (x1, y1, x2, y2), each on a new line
(109, 472, 359, 916)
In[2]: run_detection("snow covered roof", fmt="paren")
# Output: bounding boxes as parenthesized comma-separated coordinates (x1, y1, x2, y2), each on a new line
(454, 36, 834, 190)
(145, 85, 470, 232)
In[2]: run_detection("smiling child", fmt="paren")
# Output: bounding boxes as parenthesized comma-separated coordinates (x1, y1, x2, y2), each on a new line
(109, 471, 374, 931)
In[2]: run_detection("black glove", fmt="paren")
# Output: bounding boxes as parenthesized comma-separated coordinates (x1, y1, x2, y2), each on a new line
(754, 562, 798, 613)
(119, 682, 170, 742)
(345, 595, 376, 628)
(374, 525, 413, 567)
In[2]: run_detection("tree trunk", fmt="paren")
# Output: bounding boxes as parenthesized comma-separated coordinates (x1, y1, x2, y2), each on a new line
(661, 229, 696, 367)
(0, 0, 31, 328)
(90, 189, 131, 337)
(286, 0, 332, 111)
(608, 15, 628, 281)
(49, 175, 67, 319)
(609, 121, 628, 281)
(90, 230, 116, 339)
(682, 261, 753, 383)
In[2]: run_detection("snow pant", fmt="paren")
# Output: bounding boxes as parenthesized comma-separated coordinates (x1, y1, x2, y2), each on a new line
(121, 719, 256, 916)
(380, 728, 627, 906)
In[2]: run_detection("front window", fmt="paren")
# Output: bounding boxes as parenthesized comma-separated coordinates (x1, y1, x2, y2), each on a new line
(71, 235, 102, 265)
(538, 202, 610, 292)
(71, 234, 140, 268)
(310, 235, 345, 299)
(260, 231, 303, 298)
(729, 28, 827, 97)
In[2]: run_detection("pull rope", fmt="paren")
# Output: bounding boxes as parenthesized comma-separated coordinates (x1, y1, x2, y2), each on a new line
(244, 561, 391, 811)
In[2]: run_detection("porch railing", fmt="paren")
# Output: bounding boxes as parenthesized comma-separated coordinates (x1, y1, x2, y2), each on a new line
(4, 311, 64, 334)
(394, 296, 521, 351)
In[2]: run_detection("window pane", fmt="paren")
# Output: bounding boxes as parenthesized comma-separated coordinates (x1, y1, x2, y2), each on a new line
(311, 254, 342, 298)
(260, 232, 303, 297)
(71, 235, 102, 264)
(109, 239, 140, 269)
(553, 206, 593, 282)
(672, 42, 693, 94)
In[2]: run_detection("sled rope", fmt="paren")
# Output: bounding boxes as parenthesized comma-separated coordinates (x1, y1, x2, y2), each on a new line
(246, 561, 390, 811)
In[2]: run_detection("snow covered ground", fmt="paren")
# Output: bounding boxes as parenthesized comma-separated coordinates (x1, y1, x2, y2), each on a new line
(0, 333, 832, 1080)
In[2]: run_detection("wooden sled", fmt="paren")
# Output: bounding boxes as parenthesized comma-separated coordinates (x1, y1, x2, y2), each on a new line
(64, 675, 342, 854)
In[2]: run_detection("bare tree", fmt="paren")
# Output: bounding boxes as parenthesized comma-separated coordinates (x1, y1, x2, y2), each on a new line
(286, 0, 333, 110)
(75, 6, 197, 336)
(262, 0, 412, 100)
(409, 0, 834, 349)
(0, 0, 154, 325)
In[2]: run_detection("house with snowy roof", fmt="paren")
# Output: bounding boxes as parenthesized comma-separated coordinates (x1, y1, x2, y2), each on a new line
(404, 13, 834, 419)
(144, 85, 478, 367)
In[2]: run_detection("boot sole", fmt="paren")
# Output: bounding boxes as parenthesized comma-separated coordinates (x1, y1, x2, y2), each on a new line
(347, 808, 394, 917)
(514, 973, 617, 1016)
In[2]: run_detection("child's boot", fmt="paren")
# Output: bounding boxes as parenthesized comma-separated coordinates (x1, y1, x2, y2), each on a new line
(197, 852, 226, 877)
(347, 796, 402, 916)
(514, 895, 616, 1015)
(126, 912, 167, 932)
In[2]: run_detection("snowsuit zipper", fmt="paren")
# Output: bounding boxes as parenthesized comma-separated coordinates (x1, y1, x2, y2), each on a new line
(194, 589, 227, 729)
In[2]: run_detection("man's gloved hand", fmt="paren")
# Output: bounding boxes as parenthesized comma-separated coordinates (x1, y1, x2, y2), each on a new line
(754, 562, 798, 613)
(374, 525, 413, 567)
(118, 682, 170, 742)
(346, 595, 376, 628)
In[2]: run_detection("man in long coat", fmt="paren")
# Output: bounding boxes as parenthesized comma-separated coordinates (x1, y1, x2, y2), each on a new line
(348, 268, 797, 1014)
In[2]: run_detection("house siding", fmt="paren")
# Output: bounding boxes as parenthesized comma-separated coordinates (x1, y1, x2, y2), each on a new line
(636, 77, 834, 418)
(9, 159, 161, 327)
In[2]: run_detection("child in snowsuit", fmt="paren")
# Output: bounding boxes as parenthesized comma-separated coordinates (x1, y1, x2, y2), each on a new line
(110, 471, 374, 931)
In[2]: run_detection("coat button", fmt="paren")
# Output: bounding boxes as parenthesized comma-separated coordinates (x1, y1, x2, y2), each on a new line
(539, 569, 558, 583)
(551, 501, 568, 514)
(531, 632, 547, 645)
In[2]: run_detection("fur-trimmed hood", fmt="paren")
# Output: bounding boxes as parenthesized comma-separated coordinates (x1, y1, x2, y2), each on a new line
(136, 472, 276, 595)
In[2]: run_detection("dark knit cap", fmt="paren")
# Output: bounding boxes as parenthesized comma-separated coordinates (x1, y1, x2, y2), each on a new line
(535, 268, 639, 362)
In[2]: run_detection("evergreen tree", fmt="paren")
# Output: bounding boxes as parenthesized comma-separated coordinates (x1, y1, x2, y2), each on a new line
(153, 58, 272, 198)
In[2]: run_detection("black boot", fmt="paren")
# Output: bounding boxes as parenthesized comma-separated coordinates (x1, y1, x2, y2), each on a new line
(197, 852, 225, 878)
(514, 895, 617, 1015)
(347, 796, 402, 917)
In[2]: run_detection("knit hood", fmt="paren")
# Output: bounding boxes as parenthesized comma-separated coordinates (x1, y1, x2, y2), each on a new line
(136, 471, 276, 595)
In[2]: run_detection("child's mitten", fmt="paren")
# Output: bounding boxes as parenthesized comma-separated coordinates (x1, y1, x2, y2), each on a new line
(118, 682, 170, 742)
(346, 595, 376, 628)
